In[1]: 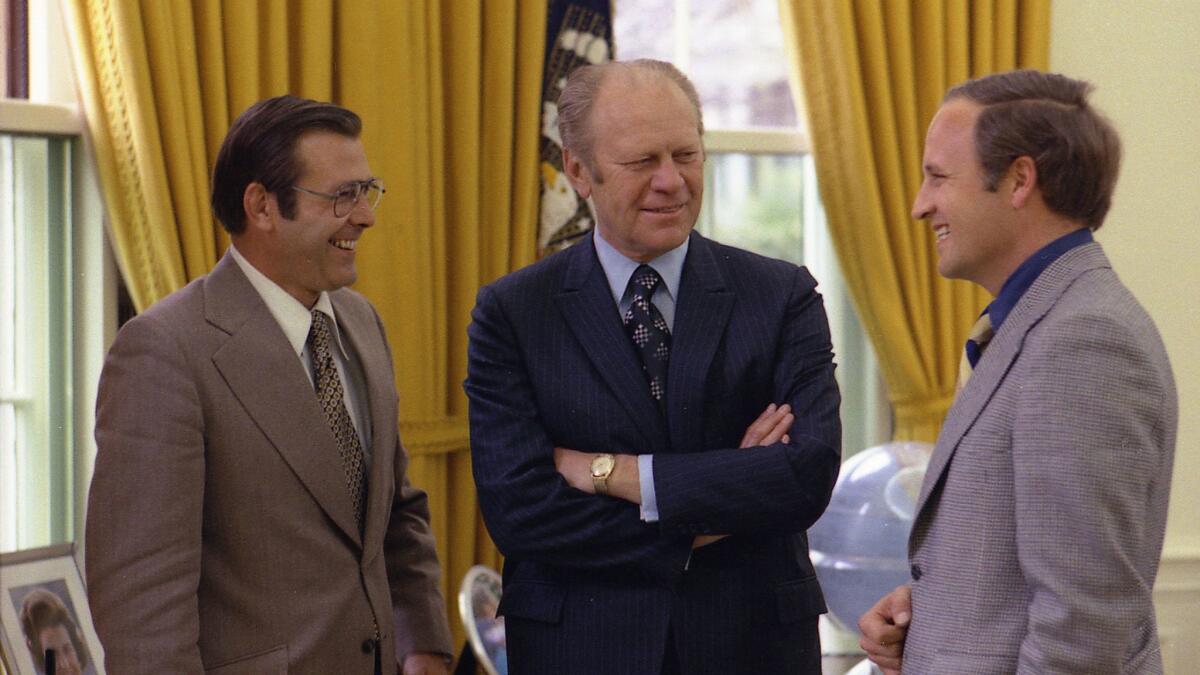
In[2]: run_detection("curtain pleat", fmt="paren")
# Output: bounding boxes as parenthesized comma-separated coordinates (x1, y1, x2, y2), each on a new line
(778, 0, 1050, 442)
(64, 0, 188, 310)
(64, 0, 543, 648)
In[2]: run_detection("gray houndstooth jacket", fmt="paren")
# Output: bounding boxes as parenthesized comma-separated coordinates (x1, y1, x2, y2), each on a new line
(903, 241, 1177, 674)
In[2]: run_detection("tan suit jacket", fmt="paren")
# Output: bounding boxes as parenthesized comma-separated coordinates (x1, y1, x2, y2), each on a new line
(87, 253, 452, 674)
(904, 242, 1176, 673)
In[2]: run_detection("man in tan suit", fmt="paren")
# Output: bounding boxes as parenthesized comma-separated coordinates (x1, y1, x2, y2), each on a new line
(86, 96, 453, 674)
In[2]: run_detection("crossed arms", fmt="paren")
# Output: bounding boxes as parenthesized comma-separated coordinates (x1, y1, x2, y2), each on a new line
(553, 402, 797, 548)
(464, 261, 841, 578)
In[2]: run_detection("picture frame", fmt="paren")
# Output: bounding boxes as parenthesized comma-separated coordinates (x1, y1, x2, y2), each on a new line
(457, 564, 506, 675)
(0, 544, 104, 675)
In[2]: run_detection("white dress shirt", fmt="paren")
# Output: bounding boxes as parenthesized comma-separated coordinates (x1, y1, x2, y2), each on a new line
(228, 245, 373, 470)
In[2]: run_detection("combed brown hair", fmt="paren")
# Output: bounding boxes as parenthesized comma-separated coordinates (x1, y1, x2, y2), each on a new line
(946, 70, 1121, 229)
(210, 95, 362, 234)
(18, 588, 91, 671)
(557, 59, 704, 172)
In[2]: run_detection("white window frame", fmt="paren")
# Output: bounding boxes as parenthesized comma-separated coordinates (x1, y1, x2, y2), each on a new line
(1, 0, 116, 554)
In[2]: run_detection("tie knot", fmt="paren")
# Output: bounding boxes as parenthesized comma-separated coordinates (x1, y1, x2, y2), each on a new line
(968, 311, 994, 345)
(629, 265, 663, 300)
(962, 311, 995, 375)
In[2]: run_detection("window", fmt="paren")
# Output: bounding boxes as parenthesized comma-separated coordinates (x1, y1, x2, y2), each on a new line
(1, 0, 113, 554)
(614, 0, 890, 455)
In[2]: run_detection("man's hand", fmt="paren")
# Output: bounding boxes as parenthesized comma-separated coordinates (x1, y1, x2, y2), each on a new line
(858, 584, 912, 675)
(740, 403, 793, 447)
(693, 534, 725, 548)
(690, 404, 793, 550)
(401, 652, 449, 675)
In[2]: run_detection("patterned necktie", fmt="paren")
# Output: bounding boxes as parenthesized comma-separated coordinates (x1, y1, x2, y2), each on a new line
(623, 265, 671, 408)
(308, 309, 367, 530)
(956, 311, 995, 393)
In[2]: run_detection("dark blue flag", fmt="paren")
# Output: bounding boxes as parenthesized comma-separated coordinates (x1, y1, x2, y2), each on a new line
(538, 0, 613, 255)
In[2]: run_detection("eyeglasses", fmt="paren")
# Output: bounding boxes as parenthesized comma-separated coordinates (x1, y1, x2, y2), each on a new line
(292, 179, 385, 217)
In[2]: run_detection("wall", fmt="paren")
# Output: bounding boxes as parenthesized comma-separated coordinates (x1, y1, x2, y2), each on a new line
(1050, 1, 1200, 671)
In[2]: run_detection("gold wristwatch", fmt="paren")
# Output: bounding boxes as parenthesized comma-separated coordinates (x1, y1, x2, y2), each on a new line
(590, 454, 616, 495)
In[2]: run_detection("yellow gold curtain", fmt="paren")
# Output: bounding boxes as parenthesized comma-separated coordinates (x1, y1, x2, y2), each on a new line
(64, 0, 543, 646)
(778, 0, 1050, 441)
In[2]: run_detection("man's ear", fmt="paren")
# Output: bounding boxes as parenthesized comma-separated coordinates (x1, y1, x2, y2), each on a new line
(1007, 155, 1038, 209)
(562, 147, 593, 199)
(242, 182, 274, 232)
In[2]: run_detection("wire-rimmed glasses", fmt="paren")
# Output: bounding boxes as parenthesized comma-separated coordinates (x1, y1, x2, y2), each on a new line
(292, 179, 385, 217)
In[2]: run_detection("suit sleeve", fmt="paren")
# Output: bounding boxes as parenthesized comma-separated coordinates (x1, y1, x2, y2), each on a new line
(465, 284, 692, 578)
(87, 315, 206, 674)
(1012, 311, 1172, 673)
(373, 308, 454, 659)
(652, 266, 842, 536)
(386, 464, 454, 658)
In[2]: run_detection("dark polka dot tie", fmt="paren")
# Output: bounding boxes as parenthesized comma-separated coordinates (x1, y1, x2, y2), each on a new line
(623, 265, 671, 411)
(308, 309, 366, 530)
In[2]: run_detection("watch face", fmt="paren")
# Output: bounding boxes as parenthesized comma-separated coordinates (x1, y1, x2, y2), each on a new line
(591, 455, 615, 477)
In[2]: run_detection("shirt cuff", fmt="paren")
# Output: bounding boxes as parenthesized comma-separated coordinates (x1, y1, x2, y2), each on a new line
(638, 454, 659, 522)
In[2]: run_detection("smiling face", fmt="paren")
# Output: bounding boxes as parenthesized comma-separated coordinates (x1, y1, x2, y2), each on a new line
(251, 131, 376, 307)
(563, 70, 704, 262)
(912, 98, 1025, 296)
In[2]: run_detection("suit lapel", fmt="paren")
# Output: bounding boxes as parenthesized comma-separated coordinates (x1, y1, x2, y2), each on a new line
(668, 234, 734, 452)
(915, 243, 1113, 514)
(205, 254, 363, 547)
(554, 235, 670, 451)
(330, 293, 396, 561)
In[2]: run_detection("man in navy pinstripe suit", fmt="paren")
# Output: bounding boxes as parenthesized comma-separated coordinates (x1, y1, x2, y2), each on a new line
(465, 59, 842, 674)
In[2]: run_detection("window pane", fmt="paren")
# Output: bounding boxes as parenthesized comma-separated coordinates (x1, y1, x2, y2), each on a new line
(613, 0, 676, 63)
(698, 153, 887, 455)
(688, 0, 798, 129)
(0, 133, 73, 553)
(613, 0, 801, 131)
(697, 152, 806, 263)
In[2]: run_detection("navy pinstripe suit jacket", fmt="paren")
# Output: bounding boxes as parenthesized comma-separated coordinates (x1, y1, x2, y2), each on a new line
(465, 231, 841, 674)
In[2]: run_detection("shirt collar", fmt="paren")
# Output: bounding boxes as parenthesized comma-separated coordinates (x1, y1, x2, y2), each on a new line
(987, 227, 1093, 330)
(592, 229, 689, 305)
(228, 244, 348, 359)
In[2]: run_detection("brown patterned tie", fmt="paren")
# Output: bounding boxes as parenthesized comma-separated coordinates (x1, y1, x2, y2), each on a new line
(308, 309, 366, 530)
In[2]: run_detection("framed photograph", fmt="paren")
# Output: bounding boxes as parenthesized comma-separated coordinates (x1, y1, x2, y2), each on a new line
(0, 544, 104, 675)
(457, 565, 506, 675)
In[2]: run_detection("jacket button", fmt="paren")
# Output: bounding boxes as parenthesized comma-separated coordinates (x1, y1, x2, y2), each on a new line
(910, 563, 923, 581)
(362, 638, 375, 653)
